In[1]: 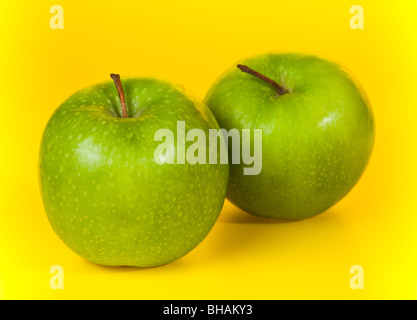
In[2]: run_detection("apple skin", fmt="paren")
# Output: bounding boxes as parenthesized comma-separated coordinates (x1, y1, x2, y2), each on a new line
(204, 53, 375, 219)
(39, 77, 228, 267)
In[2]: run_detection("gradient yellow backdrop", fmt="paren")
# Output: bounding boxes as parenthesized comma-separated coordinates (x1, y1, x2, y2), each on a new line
(1, 0, 417, 300)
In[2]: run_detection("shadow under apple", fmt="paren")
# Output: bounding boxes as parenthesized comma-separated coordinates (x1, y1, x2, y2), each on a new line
(198, 201, 345, 263)
(75, 202, 345, 271)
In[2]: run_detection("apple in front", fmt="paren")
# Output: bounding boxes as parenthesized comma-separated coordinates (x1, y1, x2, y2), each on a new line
(204, 53, 375, 219)
(39, 75, 228, 267)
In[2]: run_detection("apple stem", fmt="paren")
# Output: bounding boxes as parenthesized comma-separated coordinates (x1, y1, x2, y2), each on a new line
(237, 64, 288, 96)
(110, 73, 129, 118)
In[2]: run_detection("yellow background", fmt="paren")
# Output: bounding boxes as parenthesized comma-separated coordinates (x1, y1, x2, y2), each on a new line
(1, 0, 417, 299)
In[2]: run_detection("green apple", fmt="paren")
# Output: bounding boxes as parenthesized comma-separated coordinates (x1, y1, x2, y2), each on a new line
(39, 74, 228, 267)
(204, 53, 375, 219)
